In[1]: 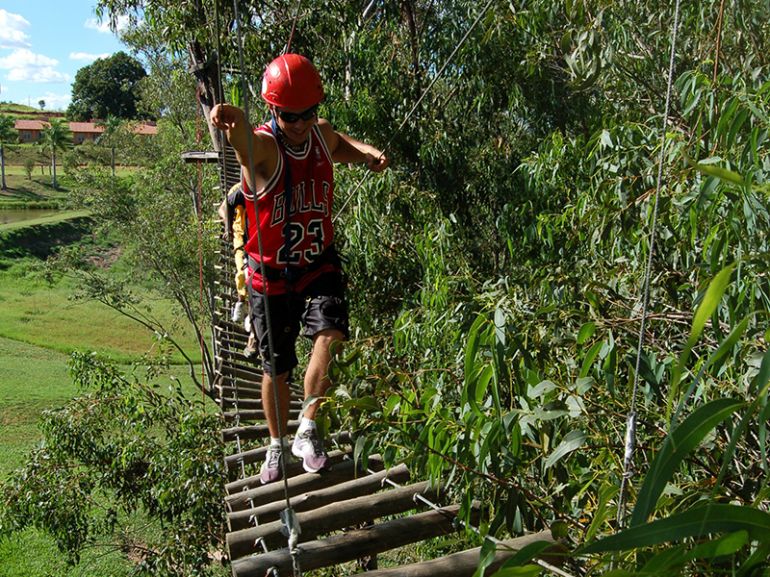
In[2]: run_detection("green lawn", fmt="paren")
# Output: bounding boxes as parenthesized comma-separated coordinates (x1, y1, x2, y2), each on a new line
(0, 209, 91, 232)
(0, 230, 207, 575)
(0, 260, 200, 364)
(0, 334, 139, 577)
(0, 173, 69, 205)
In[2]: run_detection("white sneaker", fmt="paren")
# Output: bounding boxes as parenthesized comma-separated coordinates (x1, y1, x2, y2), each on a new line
(260, 443, 284, 484)
(291, 428, 330, 473)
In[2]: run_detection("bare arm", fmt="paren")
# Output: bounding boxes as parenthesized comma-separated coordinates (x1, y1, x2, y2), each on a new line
(318, 119, 390, 172)
(210, 103, 268, 189)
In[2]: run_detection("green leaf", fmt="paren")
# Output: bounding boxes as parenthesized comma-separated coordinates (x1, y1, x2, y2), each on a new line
(579, 341, 602, 378)
(353, 435, 368, 468)
(472, 537, 498, 577)
(689, 266, 734, 348)
(543, 430, 586, 471)
(692, 162, 745, 185)
(578, 504, 770, 555)
(494, 540, 554, 572)
(668, 264, 735, 417)
(489, 565, 541, 577)
(639, 543, 688, 573)
(585, 483, 619, 542)
(631, 397, 744, 526)
(751, 345, 770, 394)
(686, 530, 749, 561)
(465, 314, 486, 382)
(672, 316, 750, 422)
(576, 322, 596, 345)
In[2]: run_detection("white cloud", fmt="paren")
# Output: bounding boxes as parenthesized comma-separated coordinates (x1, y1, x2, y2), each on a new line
(33, 91, 72, 111)
(0, 9, 31, 48)
(0, 48, 69, 83)
(70, 51, 111, 62)
(84, 14, 132, 34)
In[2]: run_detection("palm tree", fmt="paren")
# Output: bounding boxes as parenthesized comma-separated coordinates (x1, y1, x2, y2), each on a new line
(0, 115, 17, 191)
(96, 115, 123, 177)
(40, 119, 70, 190)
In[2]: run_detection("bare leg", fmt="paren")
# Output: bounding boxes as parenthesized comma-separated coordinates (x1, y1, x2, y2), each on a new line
(303, 328, 344, 419)
(262, 370, 291, 438)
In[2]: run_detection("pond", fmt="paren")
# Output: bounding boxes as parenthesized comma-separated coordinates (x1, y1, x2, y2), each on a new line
(0, 208, 60, 226)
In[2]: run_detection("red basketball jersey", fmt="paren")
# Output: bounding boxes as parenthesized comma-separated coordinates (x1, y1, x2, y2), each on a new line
(242, 122, 335, 294)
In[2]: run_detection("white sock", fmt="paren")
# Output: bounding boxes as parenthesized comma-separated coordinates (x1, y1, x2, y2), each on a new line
(297, 417, 316, 435)
(270, 436, 288, 448)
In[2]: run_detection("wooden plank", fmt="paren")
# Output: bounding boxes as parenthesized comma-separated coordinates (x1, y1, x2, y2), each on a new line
(218, 397, 304, 411)
(349, 531, 556, 577)
(230, 503, 479, 577)
(216, 357, 263, 379)
(227, 480, 439, 557)
(227, 463, 411, 529)
(222, 408, 302, 424)
(214, 384, 262, 401)
(225, 446, 348, 478)
(224, 443, 346, 495)
(226, 454, 384, 512)
(182, 150, 220, 163)
(215, 378, 304, 400)
(222, 421, 300, 443)
(224, 447, 360, 501)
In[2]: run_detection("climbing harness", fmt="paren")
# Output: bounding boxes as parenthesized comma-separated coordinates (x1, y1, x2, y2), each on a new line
(615, 0, 682, 529)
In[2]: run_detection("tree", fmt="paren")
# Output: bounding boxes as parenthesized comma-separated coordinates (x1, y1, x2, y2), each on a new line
(0, 115, 17, 191)
(67, 51, 147, 121)
(40, 119, 70, 190)
(96, 115, 123, 176)
(4, 1, 766, 574)
(0, 353, 226, 574)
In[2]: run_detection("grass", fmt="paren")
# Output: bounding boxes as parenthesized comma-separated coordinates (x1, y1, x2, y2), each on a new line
(0, 259, 200, 364)
(0, 209, 91, 232)
(0, 206, 211, 576)
(0, 173, 70, 206)
(0, 334, 192, 577)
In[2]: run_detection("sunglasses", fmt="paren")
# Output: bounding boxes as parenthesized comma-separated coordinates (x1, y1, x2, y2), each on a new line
(276, 105, 318, 123)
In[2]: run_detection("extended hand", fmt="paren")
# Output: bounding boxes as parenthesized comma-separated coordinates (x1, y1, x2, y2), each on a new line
(210, 104, 243, 131)
(365, 152, 390, 172)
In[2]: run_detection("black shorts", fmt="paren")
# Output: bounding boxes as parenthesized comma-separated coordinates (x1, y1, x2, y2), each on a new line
(248, 269, 349, 376)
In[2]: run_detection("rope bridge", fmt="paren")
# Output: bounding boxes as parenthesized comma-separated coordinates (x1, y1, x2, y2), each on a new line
(182, 140, 557, 576)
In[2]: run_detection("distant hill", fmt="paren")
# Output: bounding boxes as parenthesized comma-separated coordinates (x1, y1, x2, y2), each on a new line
(0, 103, 66, 118)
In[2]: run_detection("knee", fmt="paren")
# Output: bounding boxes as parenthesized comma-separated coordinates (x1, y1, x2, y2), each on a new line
(313, 329, 345, 352)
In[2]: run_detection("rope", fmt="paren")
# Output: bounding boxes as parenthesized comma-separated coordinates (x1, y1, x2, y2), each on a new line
(615, 0, 682, 529)
(284, 0, 303, 54)
(195, 107, 207, 399)
(212, 0, 245, 464)
(231, 0, 302, 573)
(334, 0, 496, 222)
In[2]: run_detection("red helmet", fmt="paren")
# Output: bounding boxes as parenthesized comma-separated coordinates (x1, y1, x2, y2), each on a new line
(260, 54, 324, 110)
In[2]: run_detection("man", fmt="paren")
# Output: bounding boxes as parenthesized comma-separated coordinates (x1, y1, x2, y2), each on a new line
(210, 54, 389, 484)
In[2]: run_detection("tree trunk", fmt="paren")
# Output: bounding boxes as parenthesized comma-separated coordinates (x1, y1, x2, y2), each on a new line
(0, 143, 6, 190)
(51, 148, 57, 190)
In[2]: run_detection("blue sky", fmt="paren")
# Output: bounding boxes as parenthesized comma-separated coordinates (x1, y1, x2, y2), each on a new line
(0, 1, 132, 111)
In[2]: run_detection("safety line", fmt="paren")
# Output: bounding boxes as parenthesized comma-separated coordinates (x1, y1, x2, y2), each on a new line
(615, 0, 682, 528)
(284, 0, 303, 54)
